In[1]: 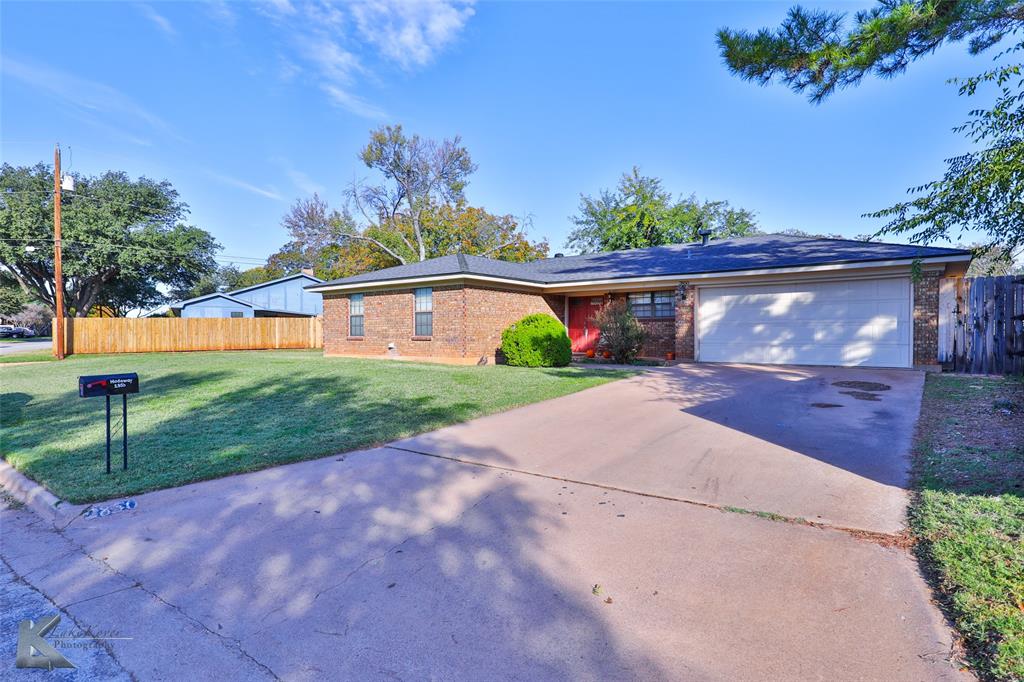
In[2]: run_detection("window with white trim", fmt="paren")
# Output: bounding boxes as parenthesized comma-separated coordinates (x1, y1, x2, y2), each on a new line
(627, 290, 674, 318)
(349, 294, 364, 337)
(414, 288, 433, 336)
(230, 311, 244, 319)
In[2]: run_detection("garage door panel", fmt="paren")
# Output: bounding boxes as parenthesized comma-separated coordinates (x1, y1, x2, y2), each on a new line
(697, 278, 911, 368)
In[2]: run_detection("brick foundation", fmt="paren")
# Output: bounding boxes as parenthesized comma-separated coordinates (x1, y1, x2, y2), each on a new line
(913, 271, 940, 366)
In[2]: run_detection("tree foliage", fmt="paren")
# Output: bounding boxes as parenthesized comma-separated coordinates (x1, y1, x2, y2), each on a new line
(0, 279, 28, 317)
(718, 0, 1024, 103)
(961, 243, 1024, 274)
(0, 163, 219, 316)
(273, 194, 395, 281)
(868, 51, 1024, 259)
(566, 167, 759, 253)
(719, 3, 1024, 257)
(348, 124, 477, 264)
(276, 136, 547, 279)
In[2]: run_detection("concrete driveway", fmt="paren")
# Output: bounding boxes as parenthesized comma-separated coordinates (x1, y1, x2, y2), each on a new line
(396, 363, 922, 534)
(1, 364, 964, 681)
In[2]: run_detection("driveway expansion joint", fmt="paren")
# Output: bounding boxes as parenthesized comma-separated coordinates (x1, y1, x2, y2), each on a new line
(5, 505, 281, 681)
(383, 445, 911, 547)
(0, 549, 139, 682)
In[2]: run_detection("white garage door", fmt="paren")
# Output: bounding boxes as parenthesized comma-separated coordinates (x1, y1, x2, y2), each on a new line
(697, 277, 911, 368)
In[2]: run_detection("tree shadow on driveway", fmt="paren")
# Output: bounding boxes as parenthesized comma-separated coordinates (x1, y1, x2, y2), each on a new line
(62, 439, 675, 680)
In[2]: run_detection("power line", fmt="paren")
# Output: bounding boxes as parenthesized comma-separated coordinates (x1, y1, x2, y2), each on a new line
(0, 237, 269, 265)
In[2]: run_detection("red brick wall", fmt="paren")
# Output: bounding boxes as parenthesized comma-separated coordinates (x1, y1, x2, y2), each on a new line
(606, 292, 676, 358)
(674, 284, 695, 361)
(463, 287, 563, 362)
(323, 284, 562, 364)
(913, 271, 940, 366)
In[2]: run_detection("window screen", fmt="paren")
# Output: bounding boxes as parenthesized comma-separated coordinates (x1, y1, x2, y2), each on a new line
(653, 290, 674, 317)
(627, 292, 652, 318)
(414, 288, 433, 336)
(349, 293, 364, 337)
(627, 291, 674, 318)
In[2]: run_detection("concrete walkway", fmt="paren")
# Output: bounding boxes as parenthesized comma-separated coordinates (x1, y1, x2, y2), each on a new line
(0, 364, 966, 680)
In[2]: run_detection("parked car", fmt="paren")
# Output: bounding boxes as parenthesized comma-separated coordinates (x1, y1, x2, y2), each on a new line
(0, 325, 34, 338)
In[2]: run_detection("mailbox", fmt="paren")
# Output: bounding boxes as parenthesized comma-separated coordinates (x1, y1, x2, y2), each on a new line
(79, 373, 139, 398)
(78, 373, 139, 473)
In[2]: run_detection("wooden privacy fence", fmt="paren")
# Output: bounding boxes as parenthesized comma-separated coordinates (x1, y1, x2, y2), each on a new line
(938, 276, 1024, 375)
(59, 316, 323, 355)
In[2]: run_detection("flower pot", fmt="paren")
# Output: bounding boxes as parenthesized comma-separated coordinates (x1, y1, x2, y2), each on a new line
(585, 349, 595, 358)
(602, 350, 611, 359)
(665, 352, 675, 361)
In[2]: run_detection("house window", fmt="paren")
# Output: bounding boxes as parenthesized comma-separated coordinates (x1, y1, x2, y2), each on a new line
(349, 294, 364, 337)
(627, 293, 652, 318)
(627, 291, 674, 318)
(414, 287, 433, 336)
(230, 311, 244, 319)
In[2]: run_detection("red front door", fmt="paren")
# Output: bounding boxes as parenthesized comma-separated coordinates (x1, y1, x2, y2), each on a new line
(568, 296, 604, 352)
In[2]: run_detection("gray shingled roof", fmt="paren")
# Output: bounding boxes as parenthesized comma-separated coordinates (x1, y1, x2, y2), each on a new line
(308, 235, 970, 289)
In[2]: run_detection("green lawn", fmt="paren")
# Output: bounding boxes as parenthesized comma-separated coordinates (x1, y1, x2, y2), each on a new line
(1, 350, 628, 503)
(910, 374, 1024, 681)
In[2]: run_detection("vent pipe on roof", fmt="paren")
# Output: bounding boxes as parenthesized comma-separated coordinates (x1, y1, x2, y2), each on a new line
(698, 227, 713, 246)
(554, 253, 564, 258)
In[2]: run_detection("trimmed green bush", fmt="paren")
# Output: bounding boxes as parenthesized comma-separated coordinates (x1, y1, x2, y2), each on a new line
(500, 314, 572, 367)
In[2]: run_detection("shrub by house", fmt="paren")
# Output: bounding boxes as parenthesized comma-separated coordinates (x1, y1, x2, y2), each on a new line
(594, 299, 646, 363)
(500, 314, 572, 367)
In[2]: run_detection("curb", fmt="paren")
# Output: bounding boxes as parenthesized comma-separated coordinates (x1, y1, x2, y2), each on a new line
(0, 460, 82, 527)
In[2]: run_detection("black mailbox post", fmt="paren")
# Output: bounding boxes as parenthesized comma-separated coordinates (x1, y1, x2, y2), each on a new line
(79, 373, 139, 473)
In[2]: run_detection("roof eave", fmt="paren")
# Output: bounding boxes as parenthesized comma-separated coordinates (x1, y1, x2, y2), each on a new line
(307, 253, 972, 294)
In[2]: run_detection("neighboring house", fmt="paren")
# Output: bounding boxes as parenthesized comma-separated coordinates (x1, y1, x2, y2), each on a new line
(172, 273, 324, 318)
(305, 235, 971, 369)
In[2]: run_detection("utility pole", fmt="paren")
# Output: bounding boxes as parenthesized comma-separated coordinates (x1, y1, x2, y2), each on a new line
(53, 145, 65, 360)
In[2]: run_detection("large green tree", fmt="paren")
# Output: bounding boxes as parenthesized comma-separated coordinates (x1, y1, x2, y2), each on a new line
(278, 128, 547, 276)
(718, 1, 1024, 260)
(0, 163, 218, 317)
(0, 278, 28, 317)
(566, 167, 759, 253)
(347, 124, 477, 264)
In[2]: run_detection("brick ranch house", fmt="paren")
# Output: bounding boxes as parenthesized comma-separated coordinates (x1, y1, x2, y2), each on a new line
(305, 235, 971, 369)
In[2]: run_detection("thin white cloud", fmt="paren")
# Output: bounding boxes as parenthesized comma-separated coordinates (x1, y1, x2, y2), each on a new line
(1, 56, 177, 140)
(350, 0, 475, 70)
(136, 3, 177, 37)
(254, 0, 473, 118)
(275, 158, 326, 196)
(322, 85, 388, 119)
(205, 0, 237, 26)
(206, 171, 284, 200)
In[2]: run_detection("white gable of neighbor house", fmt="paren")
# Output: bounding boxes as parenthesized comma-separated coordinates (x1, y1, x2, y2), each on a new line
(180, 295, 253, 318)
(232, 276, 323, 315)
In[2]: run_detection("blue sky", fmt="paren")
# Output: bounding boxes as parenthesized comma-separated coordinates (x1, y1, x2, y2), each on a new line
(1, 1, 988, 268)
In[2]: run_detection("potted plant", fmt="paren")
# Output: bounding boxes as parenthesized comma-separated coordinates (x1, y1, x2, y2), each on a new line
(602, 350, 611, 359)
(666, 351, 675, 361)
(585, 349, 595, 358)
